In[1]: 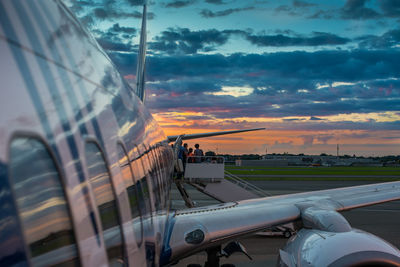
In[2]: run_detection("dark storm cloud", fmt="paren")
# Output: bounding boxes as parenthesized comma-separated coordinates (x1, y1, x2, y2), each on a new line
(310, 116, 323, 121)
(65, 0, 155, 28)
(243, 31, 350, 47)
(108, 47, 400, 121)
(92, 23, 137, 52)
(205, 0, 227, 5)
(143, 50, 400, 83)
(382, 136, 400, 140)
(275, 0, 316, 16)
(66, 0, 93, 14)
(97, 37, 134, 51)
(149, 28, 230, 54)
(164, 0, 196, 8)
(110, 23, 137, 34)
(358, 29, 400, 49)
(283, 118, 305, 121)
(93, 8, 155, 20)
(308, 0, 390, 20)
(149, 78, 220, 94)
(126, 0, 147, 5)
(379, 0, 400, 17)
(307, 10, 335, 19)
(108, 51, 137, 68)
(341, 0, 380, 20)
(200, 7, 254, 18)
(148, 28, 351, 55)
(293, 0, 316, 8)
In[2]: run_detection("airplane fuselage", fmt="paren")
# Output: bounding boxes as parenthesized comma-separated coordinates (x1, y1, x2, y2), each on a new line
(0, 1, 173, 266)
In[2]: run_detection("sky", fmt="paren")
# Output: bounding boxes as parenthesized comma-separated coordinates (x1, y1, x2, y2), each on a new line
(64, 0, 400, 156)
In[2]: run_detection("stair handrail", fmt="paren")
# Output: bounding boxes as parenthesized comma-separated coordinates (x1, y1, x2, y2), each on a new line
(224, 170, 271, 197)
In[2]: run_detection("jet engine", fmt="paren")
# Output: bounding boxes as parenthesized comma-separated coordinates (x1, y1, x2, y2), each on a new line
(278, 207, 400, 267)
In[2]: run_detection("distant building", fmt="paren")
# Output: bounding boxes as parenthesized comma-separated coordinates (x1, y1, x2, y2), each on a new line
(236, 159, 288, 167)
(251, 154, 384, 167)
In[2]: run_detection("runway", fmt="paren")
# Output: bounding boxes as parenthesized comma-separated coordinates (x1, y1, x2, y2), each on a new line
(171, 180, 400, 267)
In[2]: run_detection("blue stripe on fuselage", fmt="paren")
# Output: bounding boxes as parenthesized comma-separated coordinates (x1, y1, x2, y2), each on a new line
(24, 1, 88, 138)
(160, 214, 176, 266)
(13, 1, 85, 182)
(5, 1, 101, 246)
(36, 1, 106, 148)
(0, 2, 61, 163)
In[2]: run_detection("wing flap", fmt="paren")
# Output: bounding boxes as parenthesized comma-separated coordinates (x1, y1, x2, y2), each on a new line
(167, 202, 300, 262)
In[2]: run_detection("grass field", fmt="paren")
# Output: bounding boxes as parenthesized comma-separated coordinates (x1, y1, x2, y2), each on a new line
(225, 166, 400, 181)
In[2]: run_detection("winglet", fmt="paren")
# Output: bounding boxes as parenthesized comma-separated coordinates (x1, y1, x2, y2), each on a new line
(136, 2, 147, 102)
(167, 128, 265, 143)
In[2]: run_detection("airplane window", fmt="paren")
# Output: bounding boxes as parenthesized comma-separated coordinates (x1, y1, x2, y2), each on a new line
(9, 137, 80, 267)
(85, 142, 124, 266)
(117, 144, 143, 247)
(152, 146, 165, 208)
(144, 145, 162, 211)
(148, 147, 163, 210)
(158, 146, 170, 206)
(134, 145, 153, 215)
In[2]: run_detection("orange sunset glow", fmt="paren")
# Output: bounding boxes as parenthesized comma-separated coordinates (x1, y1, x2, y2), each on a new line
(152, 111, 400, 156)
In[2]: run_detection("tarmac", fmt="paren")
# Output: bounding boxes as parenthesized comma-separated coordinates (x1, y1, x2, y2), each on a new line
(171, 180, 400, 267)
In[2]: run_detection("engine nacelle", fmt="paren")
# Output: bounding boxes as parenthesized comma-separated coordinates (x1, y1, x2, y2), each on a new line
(278, 228, 400, 267)
(278, 207, 400, 267)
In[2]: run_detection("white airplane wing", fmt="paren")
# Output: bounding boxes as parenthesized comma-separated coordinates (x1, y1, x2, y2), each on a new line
(165, 181, 400, 264)
(167, 128, 265, 142)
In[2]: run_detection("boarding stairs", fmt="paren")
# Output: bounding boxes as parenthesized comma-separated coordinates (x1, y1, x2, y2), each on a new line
(173, 155, 295, 237)
(178, 156, 270, 204)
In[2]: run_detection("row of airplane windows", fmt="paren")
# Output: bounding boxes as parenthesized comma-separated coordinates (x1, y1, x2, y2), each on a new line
(7, 136, 173, 266)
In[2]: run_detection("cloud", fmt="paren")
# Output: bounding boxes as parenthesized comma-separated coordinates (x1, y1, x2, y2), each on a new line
(164, 0, 196, 8)
(92, 23, 137, 52)
(308, 9, 335, 19)
(301, 135, 314, 146)
(293, 0, 316, 8)
(341, 0, 380, 20)
(200, 7, 255, 18)
(64, 0, 93, 14)
(92, 8, 155, 20)
(65, 1, 155, 29)
(357, 29, 400, 49)
(342, 133, 371, 139)
(283, 118, 305, 121)
(242, 31, 350, 47)
(272, 141, 294, 149)
(274, 1, 317, 17)
(310, 116, 323, 120)
(126, 0, 148, 5)
(109, 23, 137, 34)
(149, 27, 230, 54)
(205, 0, 227, 5)
(108, 48, 400, 121)
(308, 0, 390, 20)
(148, 28, 351, 55)
(379, 0, 400, 17)
(317, 135, 335, 144)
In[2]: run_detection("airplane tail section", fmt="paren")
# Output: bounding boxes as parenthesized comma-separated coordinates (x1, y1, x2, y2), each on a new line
(136, 2, 147, 102)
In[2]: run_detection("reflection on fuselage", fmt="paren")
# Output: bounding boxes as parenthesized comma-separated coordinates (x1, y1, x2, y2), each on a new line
(10, 137, 79, 267)
(85, 142, 124, 266)
(117, 143, 143, 247)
